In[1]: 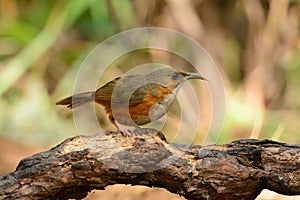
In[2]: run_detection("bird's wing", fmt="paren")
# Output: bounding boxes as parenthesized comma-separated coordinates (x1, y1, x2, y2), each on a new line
(95, 74, 146, 106)
(129, 83, 173, 105)
(95, 77, 120, 103)
(95, 74, 173, 106)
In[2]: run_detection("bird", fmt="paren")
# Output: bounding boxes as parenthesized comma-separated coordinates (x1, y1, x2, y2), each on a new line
(56, 68, 206, 134)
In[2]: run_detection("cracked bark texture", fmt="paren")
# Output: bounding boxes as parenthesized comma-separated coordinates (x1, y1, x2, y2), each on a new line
(0, 128, 300, 200)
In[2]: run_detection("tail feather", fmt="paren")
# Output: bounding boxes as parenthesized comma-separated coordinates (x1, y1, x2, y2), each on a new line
(56, 91, 95, 109)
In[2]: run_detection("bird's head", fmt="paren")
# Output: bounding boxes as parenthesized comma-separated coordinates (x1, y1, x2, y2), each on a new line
(146, 68, 207, 91)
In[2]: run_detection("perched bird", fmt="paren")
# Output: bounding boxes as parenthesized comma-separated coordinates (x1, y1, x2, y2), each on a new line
(56, 68, 206, 133)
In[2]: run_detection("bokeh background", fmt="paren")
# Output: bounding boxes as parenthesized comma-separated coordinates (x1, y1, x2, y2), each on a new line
(1, 0, 300, 199)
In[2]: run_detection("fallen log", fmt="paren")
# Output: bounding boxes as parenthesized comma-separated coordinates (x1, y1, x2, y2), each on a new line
(1, 128, 300, 200)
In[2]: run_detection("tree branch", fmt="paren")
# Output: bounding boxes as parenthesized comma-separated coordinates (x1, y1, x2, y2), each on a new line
(1, 128, 300, 200)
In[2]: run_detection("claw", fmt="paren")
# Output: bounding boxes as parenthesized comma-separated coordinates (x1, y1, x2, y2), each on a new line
(119, 129, 132, 136)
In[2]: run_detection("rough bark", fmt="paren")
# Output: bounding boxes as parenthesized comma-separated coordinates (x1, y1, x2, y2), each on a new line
(0, 128, 300, 200)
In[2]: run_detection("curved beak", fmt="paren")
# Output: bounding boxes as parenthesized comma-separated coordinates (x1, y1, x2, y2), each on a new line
(186, 72, 208, 81)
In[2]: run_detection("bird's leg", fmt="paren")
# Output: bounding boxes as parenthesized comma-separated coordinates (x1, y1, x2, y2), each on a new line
(109, 115, 132, 136)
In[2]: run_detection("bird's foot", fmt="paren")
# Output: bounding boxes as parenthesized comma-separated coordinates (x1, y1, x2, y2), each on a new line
(118, 128, 132, 137)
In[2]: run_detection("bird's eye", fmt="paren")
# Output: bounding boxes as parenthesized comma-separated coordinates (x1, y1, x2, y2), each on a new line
(172, 72, 181, 80)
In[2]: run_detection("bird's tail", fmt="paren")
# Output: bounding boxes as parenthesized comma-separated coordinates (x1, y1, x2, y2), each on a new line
(56, 91, 95, 109)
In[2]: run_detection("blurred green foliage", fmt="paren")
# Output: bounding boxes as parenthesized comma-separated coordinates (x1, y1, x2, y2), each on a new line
(0, 0, 300, 147)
